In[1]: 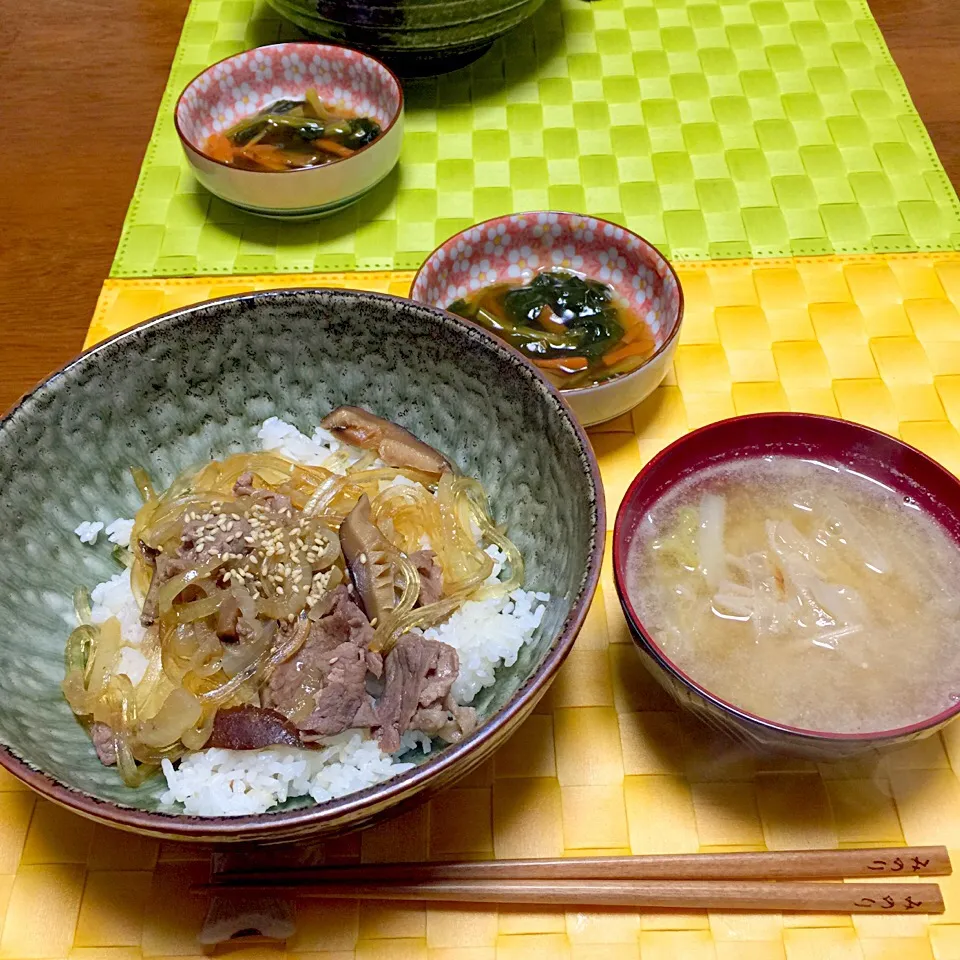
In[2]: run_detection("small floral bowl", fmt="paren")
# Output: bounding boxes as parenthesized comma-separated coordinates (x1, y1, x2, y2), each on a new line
(411, 213, 684, 427)
(175, 43, 404, 219)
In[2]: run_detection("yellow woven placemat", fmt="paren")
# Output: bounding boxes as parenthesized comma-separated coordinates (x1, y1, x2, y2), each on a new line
(9, 252, 955, 959)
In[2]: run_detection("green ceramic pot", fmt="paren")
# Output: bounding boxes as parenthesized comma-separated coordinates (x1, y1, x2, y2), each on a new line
(267, 0, 547, 75)
(0, 289, 603, 843)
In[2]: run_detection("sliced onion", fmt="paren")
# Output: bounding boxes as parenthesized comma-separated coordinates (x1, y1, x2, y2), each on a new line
(220, 619, 272, 678)
(181, 707, 216, 751)
(138, 687, 203, 749)
(157, 559, 225, 615)
(196, 622, 275, 706)
(73, 587, 92, 626)
(256, 592, 305, 622)
(261, 617, 312, 681)
(130, 466, 156, 504)
(168, 590, 229, 626)
(307, 521, 340, 569)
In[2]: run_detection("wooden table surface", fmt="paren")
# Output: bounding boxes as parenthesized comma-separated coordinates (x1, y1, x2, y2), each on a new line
(0, 0, 958, 415)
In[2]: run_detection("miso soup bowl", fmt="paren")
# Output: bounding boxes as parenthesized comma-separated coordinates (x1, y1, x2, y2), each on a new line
(411, 213, 684, 427)
(613, 412, 960, 761)
(175, 43, 403, 219)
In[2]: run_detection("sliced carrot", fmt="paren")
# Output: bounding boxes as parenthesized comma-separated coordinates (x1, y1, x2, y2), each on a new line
(238, 144, 290, 171)
(620, 318, 657, 345)
(603, 340, 655, 367)
(536, 304, 568, 334)
(204, 133, 235, 164)
(536, 356, 589, 373)
(313, 138, 356, 159)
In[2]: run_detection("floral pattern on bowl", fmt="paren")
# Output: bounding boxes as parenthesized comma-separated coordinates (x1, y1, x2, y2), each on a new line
(410, 213, 682, 354)
(176, 43, 401, 153)
(173, 43, 404, 219)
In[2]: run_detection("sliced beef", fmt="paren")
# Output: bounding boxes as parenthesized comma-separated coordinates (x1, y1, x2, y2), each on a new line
(373, 634, 429, 753)
(410, 550, 444, 607)
(233, 473, 292, 514)
(417, 638, 458, 705)
(216, 594, 242, 641)
(179, 514, 253, 562)
(206, 705, 304, 750)
(373, 633, 470, 753)
(411, 695, 477, 745)
(366, 649, 384, 679)
(262, 586, 374, 736)
(233, 472, 257, 498)
(90, 722, 117, 766)
(352, 697, 379, 727)
(140, 554, 188, 626)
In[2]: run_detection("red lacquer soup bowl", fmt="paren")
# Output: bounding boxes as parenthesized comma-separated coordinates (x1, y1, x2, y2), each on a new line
(613, 413, 960, 761)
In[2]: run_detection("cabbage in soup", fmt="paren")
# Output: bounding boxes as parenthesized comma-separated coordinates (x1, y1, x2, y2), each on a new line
(626, 455, 960, 734)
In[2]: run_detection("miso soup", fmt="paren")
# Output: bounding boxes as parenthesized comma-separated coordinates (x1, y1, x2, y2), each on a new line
(626, 455, 960, 733)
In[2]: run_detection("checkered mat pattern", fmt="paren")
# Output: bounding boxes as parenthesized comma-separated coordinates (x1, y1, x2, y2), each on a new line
(109, 0, 960, 278)
(16, 254, 948, 957)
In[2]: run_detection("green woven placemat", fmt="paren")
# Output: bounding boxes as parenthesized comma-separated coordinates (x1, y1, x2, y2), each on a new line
(111, 0, 960, 276)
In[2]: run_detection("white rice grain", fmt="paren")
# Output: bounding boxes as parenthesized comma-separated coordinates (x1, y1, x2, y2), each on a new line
(258, 416, 340, 467)
(89, 568, 146, 647)
(105, 518, 135, 547)
(74, 521, 104, 544)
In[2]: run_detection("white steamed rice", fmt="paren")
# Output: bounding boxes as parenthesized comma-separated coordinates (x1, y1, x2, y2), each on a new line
(159, 733, 415, 817)
(75, 518, 134, 546)
(74, 521, 104, 544)
(76, 417, 550, 816)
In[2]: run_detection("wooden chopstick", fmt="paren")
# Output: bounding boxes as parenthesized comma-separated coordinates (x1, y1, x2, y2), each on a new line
(197, 878, 945, 914)
(212, 845, 951, 884)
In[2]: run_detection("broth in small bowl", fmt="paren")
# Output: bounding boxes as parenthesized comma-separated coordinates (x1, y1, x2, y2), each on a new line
(411, 213, 683, 427)
(175, 43, 403, 219)
(614, 413, 960, 760)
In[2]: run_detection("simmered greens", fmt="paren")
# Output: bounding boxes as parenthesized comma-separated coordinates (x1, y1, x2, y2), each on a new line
(448, 270, 656, 389)
(204, 87, 382, 172)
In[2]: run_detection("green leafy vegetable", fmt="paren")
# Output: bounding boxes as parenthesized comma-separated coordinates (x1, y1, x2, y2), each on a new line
(221, 94, 382, 156)
(229, 114, 325, 146)
(450, 271, 625, 363)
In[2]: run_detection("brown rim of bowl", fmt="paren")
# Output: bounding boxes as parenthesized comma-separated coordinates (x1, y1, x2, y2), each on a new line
(612, 411, 960, 744)
(0, 287, 605, 838)
(173, 42, 405, 175)
(409, 211, 686, 397)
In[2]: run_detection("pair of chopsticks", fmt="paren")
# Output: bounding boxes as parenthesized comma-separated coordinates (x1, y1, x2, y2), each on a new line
(199, 845, 950, 914)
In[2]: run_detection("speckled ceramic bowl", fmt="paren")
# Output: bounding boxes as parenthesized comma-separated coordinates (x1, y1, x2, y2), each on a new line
(613, 413, 960, 761)
(266, 0, 547, 76)
(175, 43, 403, 219)
(0, 289, 603, 843)
(411, 213, 684, 427)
